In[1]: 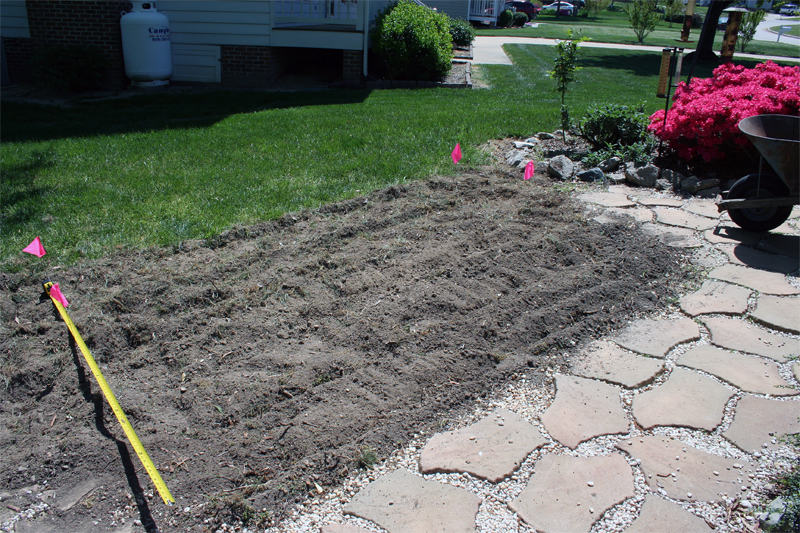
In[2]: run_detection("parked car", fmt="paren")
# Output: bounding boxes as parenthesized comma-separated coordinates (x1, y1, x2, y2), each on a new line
(504, 1, 542, 19)
(717, 15, 728, 30)
(542, 1, 577, 15)
(779, 3, 798, 14)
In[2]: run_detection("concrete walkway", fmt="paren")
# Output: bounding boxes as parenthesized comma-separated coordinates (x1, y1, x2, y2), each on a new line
(270, 183, 800, 533)
(468, 33, 800, 65)
(755, 12, 800, 42)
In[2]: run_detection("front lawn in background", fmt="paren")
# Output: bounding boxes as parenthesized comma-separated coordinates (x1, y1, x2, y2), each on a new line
(480, 9, 800, 58)
(0, 46, 772, 270)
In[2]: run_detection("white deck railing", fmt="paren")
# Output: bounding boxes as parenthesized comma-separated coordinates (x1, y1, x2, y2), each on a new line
(469, 0, 502, 20)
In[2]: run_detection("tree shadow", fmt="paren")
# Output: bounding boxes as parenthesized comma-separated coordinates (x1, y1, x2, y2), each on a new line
(1, 88, 372, 144)
(0, 149, 56, 229)
(68, 335, 159, 533)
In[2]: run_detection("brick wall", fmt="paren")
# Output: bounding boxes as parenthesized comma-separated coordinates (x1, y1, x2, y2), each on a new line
(220, 45, 276, 86)
(3, 1, 127, 88)
(342, 49, 363, 85)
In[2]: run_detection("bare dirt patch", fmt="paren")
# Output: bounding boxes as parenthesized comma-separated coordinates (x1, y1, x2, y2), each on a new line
(1, 166, 690, 531)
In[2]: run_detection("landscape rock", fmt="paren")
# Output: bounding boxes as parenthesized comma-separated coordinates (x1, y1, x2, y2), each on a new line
(661, 169, 685, 188)
(625, 495, 713, 532)
(344, 468, 480, 533)
(681, 177, 720, 194)
(607, 172, 626, 184)
(419, 408, 545, 482)
(536, 132, 556, 140)
(759, 497, 787, 532)
(696, 187, 721, 199)
(624, 162, 659, 187)
(506, 150, 528, 168)
(524, 137, 540, 144)
(655, 179, 671, 191)
(612, 318, 700, 358)
(513, 141, 535, 149)
(597, 157, 621, 172)
(577, 168, 605, 183)
(547, 155, 575, 180)
(509, 454, 634, 533)
(723, 396, 800, 452)
(632, 367, 733, 430)
(540, 374, 630, 449)
(618, 436, 752, 502)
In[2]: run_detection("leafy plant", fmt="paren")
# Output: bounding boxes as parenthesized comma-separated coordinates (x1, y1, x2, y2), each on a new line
(356, 446, 378, 469)
(585, 0, 611, 19)
(449, 17, 476, 47)
(371, 0, 453, 81)
(513, 12, 530, 26)
(624, 0, 663, 43)
(579, 103, 650, 149)
(648, 61, 800, 163)
(498, 9, 514, 27)
(738, 10, 766, 52)
(30, 44, 108, 92)
(582, 139, 656, 167)
(549, 31, 588, 140)
(662, 0, 683, 27)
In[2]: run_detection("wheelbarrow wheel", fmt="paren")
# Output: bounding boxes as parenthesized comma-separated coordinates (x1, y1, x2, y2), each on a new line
(726, 173, 793, 232)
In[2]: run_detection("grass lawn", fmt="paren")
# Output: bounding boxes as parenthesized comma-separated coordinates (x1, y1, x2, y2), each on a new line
(0, 46, 776, 270)
(479, 9, 800, 58)
(770, 24, 800, 37)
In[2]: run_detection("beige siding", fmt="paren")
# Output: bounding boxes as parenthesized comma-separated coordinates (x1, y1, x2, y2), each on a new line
(0, 0, 30, 38)
(159, 0, 271, 46)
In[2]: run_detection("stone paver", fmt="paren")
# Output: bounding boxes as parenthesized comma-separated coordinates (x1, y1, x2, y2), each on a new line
(612, 318, 700, 358)
(509, 454, 634, 533)
(571, 340, 663, 388)
(719, 245, 799, 274)
(56, 478, 98, 512)
(624, 495, 713, 532)
(751, 295, 800, 334)
(638, 197, 684, 207)
(724, 396, 800, 453)
(703, 226, 762, 246)
(641, 223, 703, 248)
(617, 436, 753, 502)
(654, 209, 719, 231)
(632, 367, 733, 431)
(795, 362, 800, 382)
(708, 264, 800, 295)
(606, 207, 654, 223)
(578, 192, 636, 208)
(343, 468, 481, 533)
(419, 408, 545, 482)
(679, 280, 751, 317)
(677, 345, 797, 396)
(759, 233, 800, 258)
(321, 525, 373, 533)
(702, 316, 800, 363)
(774, 220, 799, 235)
(683, 200, 721, 220)
(540, 374, 629, 449)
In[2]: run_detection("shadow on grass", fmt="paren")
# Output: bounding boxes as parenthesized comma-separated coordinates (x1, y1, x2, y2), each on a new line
(1, 88, 372, 144)
(0, 149, 56, 228)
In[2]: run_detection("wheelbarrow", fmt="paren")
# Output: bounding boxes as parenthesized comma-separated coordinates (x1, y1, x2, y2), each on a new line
(717, 114, 800, 232)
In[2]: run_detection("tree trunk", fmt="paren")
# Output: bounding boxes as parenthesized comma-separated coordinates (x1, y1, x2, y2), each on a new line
(694, 0, 734, 61)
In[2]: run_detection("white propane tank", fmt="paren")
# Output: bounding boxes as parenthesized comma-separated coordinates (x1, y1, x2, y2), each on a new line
(120, 1, 172, 87)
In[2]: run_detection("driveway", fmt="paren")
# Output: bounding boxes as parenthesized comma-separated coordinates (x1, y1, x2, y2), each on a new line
(755, 11, 800, 42)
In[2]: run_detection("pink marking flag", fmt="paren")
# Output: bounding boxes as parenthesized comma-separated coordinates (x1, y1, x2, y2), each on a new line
(451, 143, 462, 164)
(49, 283, 69, 308)
(23, 236, 46, 257)
(524, 161, 535, 180)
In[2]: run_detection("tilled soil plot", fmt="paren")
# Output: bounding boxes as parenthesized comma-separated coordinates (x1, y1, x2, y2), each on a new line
(0, 169, 691, 532)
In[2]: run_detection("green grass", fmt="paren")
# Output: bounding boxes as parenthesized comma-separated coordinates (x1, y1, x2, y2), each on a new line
(0, 46, 781, 270)
(479, 9, 800, 58)
(770, 24, 800, 37)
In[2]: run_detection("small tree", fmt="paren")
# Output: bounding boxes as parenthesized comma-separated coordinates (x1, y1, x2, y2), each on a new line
(663, 0, 683, 27)
(624, 0, 663, 43)
(585, 0, 611, 20)
(549, 31, 588, 141)
(738, 9, 766, 52)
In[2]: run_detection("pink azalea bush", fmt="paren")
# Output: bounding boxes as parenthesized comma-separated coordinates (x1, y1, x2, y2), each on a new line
(649, 61, 800, 162)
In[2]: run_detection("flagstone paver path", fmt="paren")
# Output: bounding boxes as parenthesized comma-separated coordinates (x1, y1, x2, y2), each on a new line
(269, 188, 799, 533)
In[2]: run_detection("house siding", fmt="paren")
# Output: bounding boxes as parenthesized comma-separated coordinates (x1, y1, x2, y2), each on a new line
(425, 0, 469, 20)
(0, 0, 31, 38)
(158, 0, 271, 47)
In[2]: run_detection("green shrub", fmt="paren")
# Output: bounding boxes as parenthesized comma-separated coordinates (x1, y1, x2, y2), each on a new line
(371, 0, 453, 81)
(449, 17, 476, 47)
(663, 12, 703, 28)
(30, 44, 107, 92)
(498, 9, 514, 27)
(513, 12, 529, 25)
(582, 140, 655, 166)
(607, 4, 625, 12)
(579, 103, 650, 149)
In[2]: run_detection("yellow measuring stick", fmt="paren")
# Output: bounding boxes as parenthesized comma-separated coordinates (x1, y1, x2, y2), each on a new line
(44, 282, 175, 506)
